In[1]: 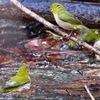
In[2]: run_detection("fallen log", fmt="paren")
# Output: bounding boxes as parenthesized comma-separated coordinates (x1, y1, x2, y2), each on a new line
(0, 0, 100, 28)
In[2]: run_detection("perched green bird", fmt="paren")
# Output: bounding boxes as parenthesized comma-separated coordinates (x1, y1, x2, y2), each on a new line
(1, 65, 31, 92)
(50, 3, 92, 36)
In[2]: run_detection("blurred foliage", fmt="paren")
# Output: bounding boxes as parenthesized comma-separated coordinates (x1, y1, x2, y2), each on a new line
(67, 29, 100, 49)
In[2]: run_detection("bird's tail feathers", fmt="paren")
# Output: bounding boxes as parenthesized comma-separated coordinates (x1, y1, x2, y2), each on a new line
(80, 25, 93, 33)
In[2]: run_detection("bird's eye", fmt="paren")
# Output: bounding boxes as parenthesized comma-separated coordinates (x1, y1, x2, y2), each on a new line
(56, 5, 59, 7)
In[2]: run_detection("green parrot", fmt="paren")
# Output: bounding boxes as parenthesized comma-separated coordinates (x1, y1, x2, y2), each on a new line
(1, 65, 31, 92)
(50, 3, 92, 36)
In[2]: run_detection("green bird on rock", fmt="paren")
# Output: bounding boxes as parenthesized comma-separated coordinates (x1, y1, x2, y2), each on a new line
(50, 3, 92, 37)
(0, 65, 31, 92)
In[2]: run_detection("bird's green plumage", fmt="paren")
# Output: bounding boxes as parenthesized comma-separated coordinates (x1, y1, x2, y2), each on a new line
(50, 3, 92, 32)
(67, 29, 100, 48)
(58, 8, 80, 25)
(1, 65, 31, 92)
(8, 65, 30, 86)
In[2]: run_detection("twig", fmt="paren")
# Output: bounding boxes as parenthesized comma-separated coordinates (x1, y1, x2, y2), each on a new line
(84, 85, 95, 100)
(10, 0, 100, 56)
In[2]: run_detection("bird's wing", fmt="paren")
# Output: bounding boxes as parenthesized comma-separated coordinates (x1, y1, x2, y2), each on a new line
(10, 76, 30, 85)
(3, 76, 30, 89)
(58, 10, 81, 25)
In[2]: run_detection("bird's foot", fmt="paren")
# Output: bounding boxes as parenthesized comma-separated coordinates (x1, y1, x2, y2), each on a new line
(68, 31, 73, 39)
